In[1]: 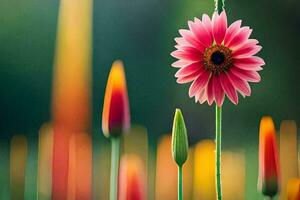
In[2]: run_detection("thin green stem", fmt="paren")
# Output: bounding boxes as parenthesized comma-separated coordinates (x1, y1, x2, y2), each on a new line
(178, 166, 183, 200)
(215, 105, 222, 200)
(215, 0, 224, 14)
(110, 136, 121, 200)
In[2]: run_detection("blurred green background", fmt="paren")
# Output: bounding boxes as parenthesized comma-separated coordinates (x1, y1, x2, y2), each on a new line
(0, 0, 299, 199)
(0, 0, 299, 141)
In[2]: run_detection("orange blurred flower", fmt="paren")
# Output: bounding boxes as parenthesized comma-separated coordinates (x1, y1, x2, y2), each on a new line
(118, 154, 147, 200)
(287, 179, 300, 200)
(102, 60, 130, 137)
(258, 116, 280, 198)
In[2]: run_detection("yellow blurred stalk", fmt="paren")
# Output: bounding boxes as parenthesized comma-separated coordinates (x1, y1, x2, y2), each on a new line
(37, 123, 53, 200)
(222, 151, 245, 200)
(193, 140, 216, 200)
(123, 126, 148, 167)
(67, 132, 92, 200)
(118, 154, 147, 200)
(183, 148, 194, 200)
(155, 135, 177, 200)
(52, 0, 92, 129)
(10, 135, 28, 200)
(287, 179, 300, 200)
(51, 0, 93, 198)
(279, 121, 298, 200)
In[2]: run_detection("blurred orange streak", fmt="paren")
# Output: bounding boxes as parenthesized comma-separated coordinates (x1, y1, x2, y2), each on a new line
(118, 154, 147, 200)
(37, 123, 53, 199)
(287, 179, 300, 200)
(67, 133, 92, 200)
(10, 135, 27, 200)
(279, 121, 298, 200)
(222, 151, 245, 200)
(155, 135, 177, 200)
(51, 0, 92, 198)
(193, 140, 216, 200)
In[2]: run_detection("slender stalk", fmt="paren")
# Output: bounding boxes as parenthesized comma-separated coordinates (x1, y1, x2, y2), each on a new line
(215, 105, 222, 200)
(215, 0, 224, 13)
(178, 166, 183, 200)
(110, 136, 121, 200)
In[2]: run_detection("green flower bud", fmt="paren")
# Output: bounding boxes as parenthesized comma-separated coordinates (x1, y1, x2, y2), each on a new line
(171, 109, 189, 167)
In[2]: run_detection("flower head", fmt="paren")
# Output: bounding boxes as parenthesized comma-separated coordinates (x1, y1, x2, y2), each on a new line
(171, 11, 264, 106)
(258, 116, 280, 197)
(171, 109, 189, 167)
(102, 60, 130, 137)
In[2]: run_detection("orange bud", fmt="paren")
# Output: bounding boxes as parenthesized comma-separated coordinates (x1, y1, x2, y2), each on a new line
(102, 60, 130, 137)
(258, 116, 280, 197)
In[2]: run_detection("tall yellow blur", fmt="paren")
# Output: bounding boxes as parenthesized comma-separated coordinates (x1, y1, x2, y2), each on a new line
(279, 121, 298, 200)
(52, 0, 93, 130)
(222, 151, 245, 200)
(37, 123, 53, 200)
(67, 132, 92, 200)
(51, 0, 93, 198)
(155, 135, 177, 200)
(10, 135, 28, 200)
(193, 140, 216, 200)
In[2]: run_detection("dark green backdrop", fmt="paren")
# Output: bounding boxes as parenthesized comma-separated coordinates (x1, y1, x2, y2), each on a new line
(0, 0, 299, 146)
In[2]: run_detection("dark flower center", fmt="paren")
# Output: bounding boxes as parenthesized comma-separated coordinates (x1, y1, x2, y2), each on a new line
(211, 51, 225, 65)
(203, 44, 232, 75)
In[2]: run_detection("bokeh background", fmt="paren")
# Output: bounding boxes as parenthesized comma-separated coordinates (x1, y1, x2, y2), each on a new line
(0, 0, 299, 199)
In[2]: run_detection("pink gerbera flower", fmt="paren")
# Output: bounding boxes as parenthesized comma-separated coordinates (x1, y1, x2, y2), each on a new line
(171, 11, 265, 106)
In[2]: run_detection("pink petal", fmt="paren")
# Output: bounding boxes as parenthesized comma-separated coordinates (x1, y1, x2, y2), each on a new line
(206, 78, 214, 105)
(224, 20, 242, 46)
(175, 62, 203, 77)
(233, 43, 262, 58)
(188, 71, 211, 97)
(171, 50, 202, 61)
(174, 37, 189, 46)
(227, 27, 252, 49)
(190, 18, 213, 47)
(174, 45, 203, 55)
(227, 70, 251, 97)
(171, 60, 193, 68)
(177, 68, 205, 83)
(235, 39, 259, 48)
(233, 56, 265, 71)
(201, 14, 213, 36)
(179, 29, 206, 52)
(195, 89, 207, 104)
(212, 11, 227, 44)
(230, 67, 261, 82)
(219, 73, 238, 105)
(212, 75, 225, 106)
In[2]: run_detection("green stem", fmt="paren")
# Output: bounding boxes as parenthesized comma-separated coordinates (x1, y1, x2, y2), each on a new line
(110, 136, 120, 200)
(215, 0, 224, 13)
(216, 105, 222, 200)
(178, 166, 183, 200)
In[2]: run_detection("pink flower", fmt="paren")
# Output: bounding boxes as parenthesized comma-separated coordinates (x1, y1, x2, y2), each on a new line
(171, 11, 265, 106)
